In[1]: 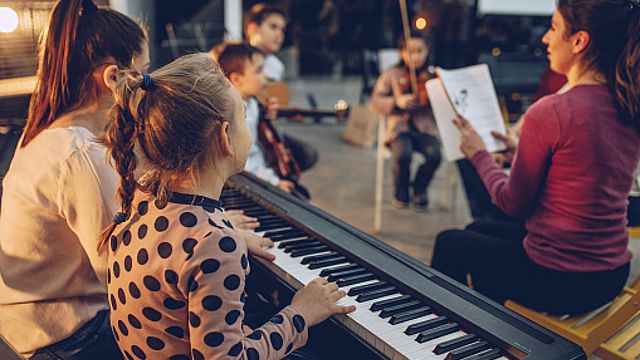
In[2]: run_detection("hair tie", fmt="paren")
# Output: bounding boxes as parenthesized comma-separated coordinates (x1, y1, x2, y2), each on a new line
(141, 73, 154, 91)
(114, 212, 127, 225)
(81, 0, 98, 16)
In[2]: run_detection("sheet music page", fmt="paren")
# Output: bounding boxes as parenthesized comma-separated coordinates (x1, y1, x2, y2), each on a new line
(427, 64, 507, 161)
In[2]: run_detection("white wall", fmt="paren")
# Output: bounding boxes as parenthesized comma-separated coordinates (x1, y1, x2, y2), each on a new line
(224, 0, 242, 40)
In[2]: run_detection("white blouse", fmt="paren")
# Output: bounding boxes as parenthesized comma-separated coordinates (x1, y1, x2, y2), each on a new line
(0, 126, 118, 355)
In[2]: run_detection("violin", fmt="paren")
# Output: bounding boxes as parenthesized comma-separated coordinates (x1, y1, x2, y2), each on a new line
(396, 0, 434, 107)
(397, 65, 434, 106)
(257, 103, 301, 181)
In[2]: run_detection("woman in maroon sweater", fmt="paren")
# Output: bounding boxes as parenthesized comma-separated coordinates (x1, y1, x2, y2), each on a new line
(431, 0, 640, 315)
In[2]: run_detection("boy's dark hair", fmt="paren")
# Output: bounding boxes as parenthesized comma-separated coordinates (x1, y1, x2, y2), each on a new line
(244, 3, 288, 31)
(217, 42, 264, 77)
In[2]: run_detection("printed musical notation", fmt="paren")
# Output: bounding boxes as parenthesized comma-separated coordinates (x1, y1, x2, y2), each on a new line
(426, 64, 507, 161)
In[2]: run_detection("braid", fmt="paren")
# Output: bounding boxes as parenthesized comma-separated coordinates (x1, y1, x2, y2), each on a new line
(98, 72, 145, 253)
(97, 53, 235, 252)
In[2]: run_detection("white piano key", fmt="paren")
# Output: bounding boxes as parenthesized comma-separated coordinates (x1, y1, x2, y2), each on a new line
(257, 238, 498, 360)
(404, 331, 467, 360)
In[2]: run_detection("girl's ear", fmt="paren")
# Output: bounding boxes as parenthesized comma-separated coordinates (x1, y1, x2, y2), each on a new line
(228, 72, 242, 88)
(102, 64, 120, 92)
(218, 121, 233, 156)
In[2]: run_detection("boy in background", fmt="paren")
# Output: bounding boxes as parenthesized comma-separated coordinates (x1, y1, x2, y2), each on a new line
(245, 3, 318, 174)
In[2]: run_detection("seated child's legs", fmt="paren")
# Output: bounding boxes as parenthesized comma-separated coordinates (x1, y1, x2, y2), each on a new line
(412, 133, 441, 199)
(389, 134, 413, 204)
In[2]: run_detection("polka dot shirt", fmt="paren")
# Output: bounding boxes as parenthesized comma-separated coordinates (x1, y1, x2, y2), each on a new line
(108, 191, 308, 359)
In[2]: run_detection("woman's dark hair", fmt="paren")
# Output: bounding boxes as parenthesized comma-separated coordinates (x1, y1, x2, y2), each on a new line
(98, 53, 234, 252)
(22, 0, 146, 147)
(557, 0, 640, 130)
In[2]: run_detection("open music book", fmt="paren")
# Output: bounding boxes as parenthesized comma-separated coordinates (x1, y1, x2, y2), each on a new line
(426, 64, 506, 161)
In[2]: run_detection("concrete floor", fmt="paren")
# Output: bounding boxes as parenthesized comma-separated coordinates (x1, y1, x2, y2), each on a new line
(283, 122, 470, 264)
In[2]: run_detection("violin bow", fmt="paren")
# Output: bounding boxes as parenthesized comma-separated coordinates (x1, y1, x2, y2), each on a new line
(399, 0, 419, 96)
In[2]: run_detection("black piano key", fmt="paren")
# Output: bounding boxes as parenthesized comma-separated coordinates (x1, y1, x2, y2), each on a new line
(264, 228, 297, 237)
(278, 239, 317, 249)
(446, 341, 490, 360)
(405, 316, 449, 335)
(336, 272, 376, 287)
(301, 252, 341, 265)
(459, 348, 502, 360)
(243, 209, 272, 216)
(255, 222, 291, 232)
(256, 218, 286, 226)
(433, 334, 479, 355)
(326, 268, 369, 282)
(290, 246, 329, 258)
(283, 241, 323, 253)
(307, 256, 349, 270)
(379, 300, 422, 318)
(270, 233, 308, 242)
(416, 323, 460, 343)
(267, 230, 307, 242)
(225, 199, 254, 206)
(347, 281, 389, 296)
(255, 214, 279, 221)
(224, 202, 256, 210)
(389, 306, 433, 325)
(356, 286, 397, 302)
(319, 263, 360, 277)
(370, 294, 412, 312)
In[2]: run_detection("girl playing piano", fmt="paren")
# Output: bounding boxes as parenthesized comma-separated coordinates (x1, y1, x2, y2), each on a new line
(99, 53, 355, 359)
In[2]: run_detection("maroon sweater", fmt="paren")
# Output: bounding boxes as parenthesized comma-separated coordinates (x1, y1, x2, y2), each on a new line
(471, 84, 640, 272)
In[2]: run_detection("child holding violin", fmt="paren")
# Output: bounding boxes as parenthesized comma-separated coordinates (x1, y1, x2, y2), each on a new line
(217, 43, 310, 199)
(369, 32, 441, 210)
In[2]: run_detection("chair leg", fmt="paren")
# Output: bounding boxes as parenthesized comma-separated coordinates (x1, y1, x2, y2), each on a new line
(439, 162, 459, 211)
(373, 115, 386, 233)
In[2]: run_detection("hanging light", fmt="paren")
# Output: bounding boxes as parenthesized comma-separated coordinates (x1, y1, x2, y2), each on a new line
(0, 7, 19, 33)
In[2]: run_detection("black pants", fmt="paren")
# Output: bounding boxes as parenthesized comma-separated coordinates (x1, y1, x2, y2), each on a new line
(431, 221, 630, 315)
(31, 310, 122, 360)
(389, 133, 441, 201)
(283, 134, 318, 173)
(455, 159, 521, 223)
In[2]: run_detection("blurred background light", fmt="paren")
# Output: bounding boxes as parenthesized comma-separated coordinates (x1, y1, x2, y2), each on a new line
(0, 7, 19, 33)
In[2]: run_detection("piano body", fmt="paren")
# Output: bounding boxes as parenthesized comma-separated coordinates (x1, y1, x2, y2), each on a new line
(222, 172, 586, 360)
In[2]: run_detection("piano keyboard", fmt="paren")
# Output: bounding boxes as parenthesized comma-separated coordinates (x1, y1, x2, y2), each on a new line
(222, 173, 586, 360)
(223, 190, 507, 360)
